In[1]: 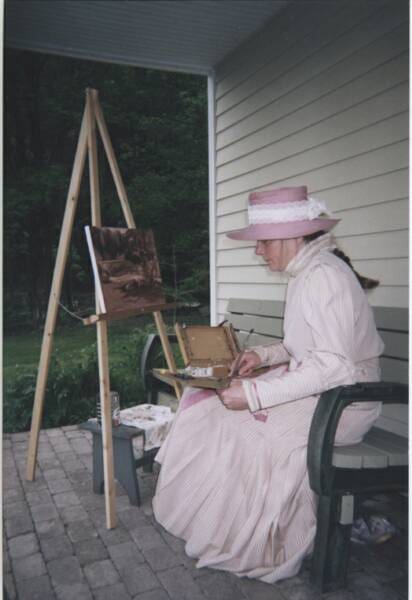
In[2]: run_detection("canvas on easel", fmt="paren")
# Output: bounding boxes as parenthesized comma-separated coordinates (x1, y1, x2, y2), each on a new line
(85, 225, 169, 315)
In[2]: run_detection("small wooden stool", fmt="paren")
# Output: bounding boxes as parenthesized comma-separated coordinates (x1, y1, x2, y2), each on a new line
(80, 421, 158, 506)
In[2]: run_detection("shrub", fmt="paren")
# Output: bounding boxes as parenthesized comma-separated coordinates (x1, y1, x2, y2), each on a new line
(3, 324, 154, 433)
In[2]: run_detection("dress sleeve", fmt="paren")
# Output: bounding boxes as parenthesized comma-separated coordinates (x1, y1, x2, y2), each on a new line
(251, 342, 291, 367)
(243, 264, 359, 412)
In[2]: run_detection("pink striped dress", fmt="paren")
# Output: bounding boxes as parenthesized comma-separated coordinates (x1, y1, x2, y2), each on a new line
(152, 234, 384, 583)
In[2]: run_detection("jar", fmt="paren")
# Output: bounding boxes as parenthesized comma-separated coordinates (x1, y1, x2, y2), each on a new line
(96, 391, 121, 426)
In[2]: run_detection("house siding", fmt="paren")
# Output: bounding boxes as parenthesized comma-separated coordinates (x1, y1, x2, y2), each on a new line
(213, 0, 408, 322)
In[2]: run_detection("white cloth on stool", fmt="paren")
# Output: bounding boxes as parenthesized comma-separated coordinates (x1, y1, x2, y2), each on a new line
(120, 404, 174, 452)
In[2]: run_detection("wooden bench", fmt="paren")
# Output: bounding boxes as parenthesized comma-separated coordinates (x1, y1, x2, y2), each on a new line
(141, 298, 408, 592)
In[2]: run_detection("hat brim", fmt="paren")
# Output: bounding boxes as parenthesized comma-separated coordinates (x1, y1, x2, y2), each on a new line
(226, 218, 339, 241)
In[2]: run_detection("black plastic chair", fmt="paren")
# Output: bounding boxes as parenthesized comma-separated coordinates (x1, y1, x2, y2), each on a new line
(307, 381, 408, 592)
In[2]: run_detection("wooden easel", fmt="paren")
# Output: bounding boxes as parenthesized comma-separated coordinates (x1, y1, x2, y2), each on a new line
(26, 88, 181, 529)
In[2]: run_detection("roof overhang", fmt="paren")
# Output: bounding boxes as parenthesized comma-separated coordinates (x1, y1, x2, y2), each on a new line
(5, 0, 288, 75)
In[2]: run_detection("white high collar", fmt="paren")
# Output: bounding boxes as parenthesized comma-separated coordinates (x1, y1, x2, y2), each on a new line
(285, 233, 336, 277)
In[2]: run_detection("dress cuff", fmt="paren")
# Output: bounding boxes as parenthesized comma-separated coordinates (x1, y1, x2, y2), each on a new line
(242, 380, 261, 413)
(251, 343, 290, 367)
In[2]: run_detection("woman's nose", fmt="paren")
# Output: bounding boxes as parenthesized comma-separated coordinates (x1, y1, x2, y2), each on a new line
(255, 241, 264, 256)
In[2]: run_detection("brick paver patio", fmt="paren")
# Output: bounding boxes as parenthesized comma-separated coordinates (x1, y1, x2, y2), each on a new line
(3, 427, 408, 600)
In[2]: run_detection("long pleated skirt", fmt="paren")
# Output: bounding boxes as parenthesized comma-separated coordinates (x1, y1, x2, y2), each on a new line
(152, 375, 380, 583)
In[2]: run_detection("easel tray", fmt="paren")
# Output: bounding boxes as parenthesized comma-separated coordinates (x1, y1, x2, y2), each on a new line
(152, 368, 232, 390)
(152, 367, 271, 391)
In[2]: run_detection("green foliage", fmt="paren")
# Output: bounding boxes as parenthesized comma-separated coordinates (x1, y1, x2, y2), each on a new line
(3, 324, 156, 434)
(3, 370, 38, 434)
(4, 166, 70, 329)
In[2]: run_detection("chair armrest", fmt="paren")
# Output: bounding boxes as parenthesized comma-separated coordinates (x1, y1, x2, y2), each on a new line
(307, 382, 408, 495)
(140, 333, 178, 394)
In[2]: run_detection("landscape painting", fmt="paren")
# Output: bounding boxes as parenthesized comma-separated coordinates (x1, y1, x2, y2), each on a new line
(85, 226, 167, 315)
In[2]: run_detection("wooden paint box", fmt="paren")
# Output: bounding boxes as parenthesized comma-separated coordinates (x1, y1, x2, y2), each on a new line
(153, 323, 241, 389)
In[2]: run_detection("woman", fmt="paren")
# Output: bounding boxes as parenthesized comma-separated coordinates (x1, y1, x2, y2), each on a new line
(152, 186, 384, 583)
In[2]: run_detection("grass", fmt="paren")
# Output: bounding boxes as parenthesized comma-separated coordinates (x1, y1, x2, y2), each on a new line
(4, 315, 162, 383)
(4, 308, 207, 389)
(4, 327, 92, 374)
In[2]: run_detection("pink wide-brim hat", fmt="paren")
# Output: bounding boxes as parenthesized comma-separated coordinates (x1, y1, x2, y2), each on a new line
(226, 186, 339, 240)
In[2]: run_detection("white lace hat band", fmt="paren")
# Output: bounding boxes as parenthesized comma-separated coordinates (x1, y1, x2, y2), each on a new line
(248, 197, 332, 225)
(226, 186, 339, 241)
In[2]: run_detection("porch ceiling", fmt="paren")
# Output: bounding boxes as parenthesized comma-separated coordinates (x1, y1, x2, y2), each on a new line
(5, 0, 288, 75)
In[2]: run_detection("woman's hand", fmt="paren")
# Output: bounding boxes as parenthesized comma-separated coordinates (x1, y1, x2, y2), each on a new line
(219, 380, 249, 410)
(231, 351, 261, 376)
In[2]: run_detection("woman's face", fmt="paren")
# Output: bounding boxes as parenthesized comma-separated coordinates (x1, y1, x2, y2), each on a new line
(255, 237, 304, 271)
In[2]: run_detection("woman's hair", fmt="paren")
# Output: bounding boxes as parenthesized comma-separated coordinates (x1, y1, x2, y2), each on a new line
(303, 231, 379, 290)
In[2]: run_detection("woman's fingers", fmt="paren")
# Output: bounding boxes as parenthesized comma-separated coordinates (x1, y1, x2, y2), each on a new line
(234, 354, 251, 375)
(219, 381, 248, 410)
(238, 358, 254, 375)
(237, 351, 261, 375)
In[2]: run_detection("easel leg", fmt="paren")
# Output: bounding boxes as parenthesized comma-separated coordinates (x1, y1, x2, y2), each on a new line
(87, 88, 117, 528)
(26, 111, 88, 482)
(96, 321, 117, 528)
(94, 95, 136, 227)
(153, 311, 182, 399)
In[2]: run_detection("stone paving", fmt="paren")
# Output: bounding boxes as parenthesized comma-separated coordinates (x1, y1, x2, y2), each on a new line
(3, 427, 408, 600)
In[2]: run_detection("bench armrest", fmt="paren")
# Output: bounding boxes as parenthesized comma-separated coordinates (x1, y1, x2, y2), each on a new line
(307, 382, 408, 495)
(140, 333, 178, 397)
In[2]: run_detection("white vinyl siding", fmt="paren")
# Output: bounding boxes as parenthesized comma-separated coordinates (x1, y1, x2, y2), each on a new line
(213, 0, 408, 322)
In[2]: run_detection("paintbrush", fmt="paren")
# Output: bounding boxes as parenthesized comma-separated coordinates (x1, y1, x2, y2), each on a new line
(228, 328, 254, 378)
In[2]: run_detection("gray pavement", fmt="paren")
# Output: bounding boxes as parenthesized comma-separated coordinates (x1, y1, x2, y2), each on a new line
(3, 427, 408, 600)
